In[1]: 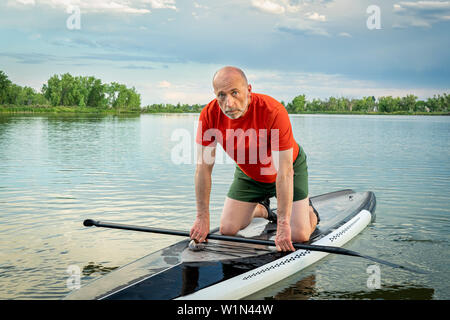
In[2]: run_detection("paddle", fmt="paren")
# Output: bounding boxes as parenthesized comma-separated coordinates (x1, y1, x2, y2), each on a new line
(83, 219, 425, 274)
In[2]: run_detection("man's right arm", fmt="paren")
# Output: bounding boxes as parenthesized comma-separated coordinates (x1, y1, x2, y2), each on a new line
(190, 144, 216, 243)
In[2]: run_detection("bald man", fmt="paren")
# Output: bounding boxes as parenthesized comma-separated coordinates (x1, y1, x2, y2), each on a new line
(190, 66, 319, 252)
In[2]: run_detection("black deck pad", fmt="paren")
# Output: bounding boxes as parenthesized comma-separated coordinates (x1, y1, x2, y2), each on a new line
(104, 252, 286, 300)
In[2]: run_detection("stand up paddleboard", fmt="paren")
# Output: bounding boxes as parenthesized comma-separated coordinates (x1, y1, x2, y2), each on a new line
(64, 189, 376, 300)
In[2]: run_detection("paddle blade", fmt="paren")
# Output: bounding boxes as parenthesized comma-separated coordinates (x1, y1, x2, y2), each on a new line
(358, 253, 427, 274)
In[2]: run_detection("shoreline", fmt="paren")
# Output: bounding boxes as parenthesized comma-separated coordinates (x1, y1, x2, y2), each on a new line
(0, 106, 448, 116)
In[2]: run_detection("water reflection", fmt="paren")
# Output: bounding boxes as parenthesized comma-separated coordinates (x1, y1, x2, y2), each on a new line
(316, 284, 435, 300)
(264, 274, 434, 300)
(271, 275, 317, 300)
(82, 262, 118, 277)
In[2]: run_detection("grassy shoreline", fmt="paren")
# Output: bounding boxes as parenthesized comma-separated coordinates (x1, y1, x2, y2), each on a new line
(0, 105, 448, 116)
(0, 105, 141, 114)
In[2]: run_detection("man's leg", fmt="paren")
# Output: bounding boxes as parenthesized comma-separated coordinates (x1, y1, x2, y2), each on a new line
(253, 198, 317, 242)
(220, 196, 317, 241)
(290, 196, 318, 243)
(252, 203, 270, 219)
(220, 197, 259, 235)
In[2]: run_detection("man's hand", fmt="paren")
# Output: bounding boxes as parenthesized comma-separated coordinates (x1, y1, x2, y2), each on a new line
(190, 216, 210, 243)
(275, 222, 295, 252)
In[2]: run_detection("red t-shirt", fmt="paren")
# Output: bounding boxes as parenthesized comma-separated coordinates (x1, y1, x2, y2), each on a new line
(196, 93, 299, 183)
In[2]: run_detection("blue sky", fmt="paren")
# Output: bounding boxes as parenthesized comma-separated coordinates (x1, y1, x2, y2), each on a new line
(1, 0, 449, 105)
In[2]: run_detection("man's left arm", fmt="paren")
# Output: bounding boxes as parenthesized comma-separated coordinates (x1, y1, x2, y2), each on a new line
(272, 148, 295, 252)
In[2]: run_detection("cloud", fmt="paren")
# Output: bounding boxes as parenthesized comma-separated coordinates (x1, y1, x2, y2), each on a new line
(6, 0, 165, 14)
(250, 1, 330, 36)
(0, 51, 183, 66)
(250, 0, 334, 15)
(394, 1, 450, 11)
(305, 11, 326, 21)
(50, 37, 104, 49)
(193, 2, 208, 9)
(158, 80, 172, 88)
(276, 17, 330, 37)
(251, 0, 286, 14)
(143, 0, 177, 10)
(337, 32, 351, 37)
(15, 0, 35, 4)
(0, 52, 55, 64)
(393, 1, 450, 27)
(82, 1, 150, 14)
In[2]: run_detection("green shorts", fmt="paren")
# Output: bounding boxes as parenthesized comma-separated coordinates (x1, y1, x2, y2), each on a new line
(227, 145, 308, 203)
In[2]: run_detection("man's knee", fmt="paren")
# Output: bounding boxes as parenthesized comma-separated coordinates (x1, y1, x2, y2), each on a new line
(220, 223, 239, 236)
(291, 229, 311, 243)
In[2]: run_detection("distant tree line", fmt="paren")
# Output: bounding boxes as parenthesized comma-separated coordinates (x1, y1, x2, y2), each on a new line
(1, 70, 448, 114)
(143, 94, 448, 114)
(142, 103, 204, 113)
(282, 94, 449, 113)
(0, 70, 140, 110)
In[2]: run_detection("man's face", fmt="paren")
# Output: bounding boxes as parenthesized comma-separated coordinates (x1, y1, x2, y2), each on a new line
(213, 72, 252, 120)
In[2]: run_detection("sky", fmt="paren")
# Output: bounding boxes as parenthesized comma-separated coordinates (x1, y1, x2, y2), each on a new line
(0, 0, 449, 105)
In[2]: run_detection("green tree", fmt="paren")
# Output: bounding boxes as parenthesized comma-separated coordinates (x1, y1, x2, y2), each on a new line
(400, 94, 417, 112)
(0, 70, 12, 104)
(85, 77, 107, 108)
(378, 96, 401, 113)
(15, 86, 33, 105)
(125, 87, 141, 110)
(337, 97, 351, 112)
(287, 94, 306, 113)
(415, 100, 427, 112)
(326, 97, 338, 111)
(6, 84, 22, 105)
(353, 96, 376, 112)
(307, 98, 323, 112)
(106, 82, 120, 108)
(60, 73, 77, 106)
(425, 95, 439, 112)
(42, 75, 62, 106)
(437, 93, 449, 112)
(105, 83, 141, 109)
(43, 73, 108, 108)
(113, 84, 129, 108)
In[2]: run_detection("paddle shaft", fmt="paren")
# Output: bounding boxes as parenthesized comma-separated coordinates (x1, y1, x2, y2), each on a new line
(83, 219, 423, 273)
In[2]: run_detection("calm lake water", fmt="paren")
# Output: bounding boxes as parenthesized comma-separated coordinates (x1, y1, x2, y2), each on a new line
(0, 113, 449, 300)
